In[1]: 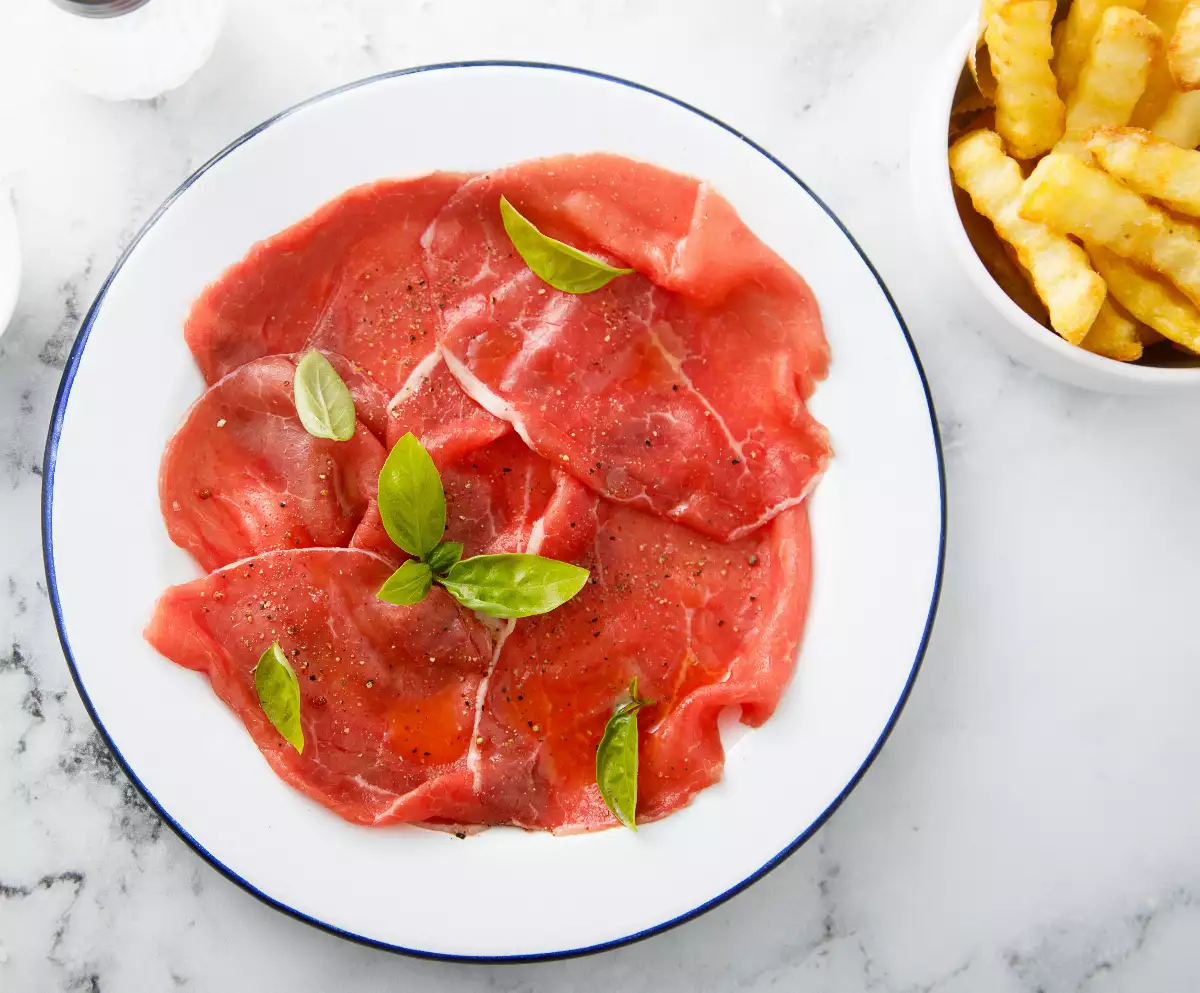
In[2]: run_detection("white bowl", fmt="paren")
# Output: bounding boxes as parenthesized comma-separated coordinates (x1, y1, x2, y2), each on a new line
(45, 64, 945, 960)
(0, 183, 19, 338)
(912, 19, 1200, 393)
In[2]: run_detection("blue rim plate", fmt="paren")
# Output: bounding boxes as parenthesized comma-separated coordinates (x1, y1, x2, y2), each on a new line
(42, 62, 945, 962)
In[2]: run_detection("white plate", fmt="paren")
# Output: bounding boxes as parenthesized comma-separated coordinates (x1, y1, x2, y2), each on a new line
(43, 64, 944, 961)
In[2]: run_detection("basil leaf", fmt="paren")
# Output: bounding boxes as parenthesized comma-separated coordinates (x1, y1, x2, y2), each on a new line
(377, 559, 433, 606)
(425, 541, 464, 576)
(596, 679, 651, 830)
(378, 432, 446, 558)
(254, 642, 304, 754)
(439, 553, 589, 619)
(294, 350, 356, 442)
(500, 196, 633, 294)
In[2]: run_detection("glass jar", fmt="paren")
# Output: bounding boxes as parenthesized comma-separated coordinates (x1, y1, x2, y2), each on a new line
(33, 0, 227, 101)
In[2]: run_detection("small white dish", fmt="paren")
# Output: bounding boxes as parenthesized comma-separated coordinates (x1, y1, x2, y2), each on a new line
(44, 64, 945, 960)
(912, 19, 1200, 393)
(0, 183, 20, 337)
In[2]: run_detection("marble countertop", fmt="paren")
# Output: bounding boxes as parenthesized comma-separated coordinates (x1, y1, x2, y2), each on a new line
(4, 0, 1200, 989)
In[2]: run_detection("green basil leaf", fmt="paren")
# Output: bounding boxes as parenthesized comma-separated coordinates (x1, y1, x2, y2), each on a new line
(596, 679, 651, 830)
(377, 559, 433, 606)
(439, 553, 589, 619)
(378, 432, 446, 558)
(293, 349, 356, 442)
(500, 196, 634, 294)
(425, 541, 464, 576)
(254, 642, 304, 754)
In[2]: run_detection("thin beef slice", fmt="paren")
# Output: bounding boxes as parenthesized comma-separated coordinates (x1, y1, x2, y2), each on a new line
(145, 548, 494, 825)
(425, 154, 831, 542)
(160, 352, 387, 572)
(350, 353, 574, 566)
(186, 174, 468, 393)
(473, 494, 812, 831)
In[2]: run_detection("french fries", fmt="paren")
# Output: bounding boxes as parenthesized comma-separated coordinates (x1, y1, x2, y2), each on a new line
(1146, 0, 1191, 35)
(950, 87, 997, 142)
(988, 1, 1066, 158)
(1063, 8, 1162, 142)
(1132, 0, 1191, 126)
(1133, 0, 1200, 145)
(1089, 244, 1200, 350)
(954, 185, 1051, 324)
(1169, 0, 1200, 89)
(971, 0, 1005, 99)
(1150, 89, 1200, 145)
(970, 37, 1000, 102)
(1055, 0, 1149, 97)
(951, 0, 1200, 364)
(950, 130, 1106, 343)
(1087, 127, 1200, 216)
(1019, 151, 1200, 310)
(1080, 301, 1146, 360)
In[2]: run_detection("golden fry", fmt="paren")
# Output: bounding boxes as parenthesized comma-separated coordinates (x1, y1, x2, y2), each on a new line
(1089, 244, 1200, 351)
(954, 184, 1051, 324)
(987, 1, 1065, 158)
(950, 109, 998, 143)
(971, 0, 1004, 100)
(954, 89, 994, 117)
(1132, 0, 1189, 126)
(1063, 8, 1162, 142)
(950, 130, 1106, 342)
(1169, 0, 1200, 89)
(950, 82, 997, 143)
(981, 0, 1007, 24)
(1080, 301, 1145, 360)
(1055, 0, 1149, 97)
(1019, 151, 1200, 308)
(1145, 0, 1191, 31)
(1087, 126, 1200, 216)
(1132, 63, 1182, 129)
(1150, 89, 1200, 145)
(970, 42, 999, 103)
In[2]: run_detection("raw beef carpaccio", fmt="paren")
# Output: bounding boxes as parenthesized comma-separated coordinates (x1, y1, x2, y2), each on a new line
(185, 174, 468, 394)
(349, 353, 581, 566)
(145, 548, 494, 825)
(471, 483, 812, 831)
(149, 153, 828, 832)
(160, 352, 387, 572)
(341, 390, 812, 831)
(425, 154, 832, 542)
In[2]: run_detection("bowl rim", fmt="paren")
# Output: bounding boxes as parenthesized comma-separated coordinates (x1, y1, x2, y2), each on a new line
(41, 61, 947, 963)
(933, 17, 1200, 385)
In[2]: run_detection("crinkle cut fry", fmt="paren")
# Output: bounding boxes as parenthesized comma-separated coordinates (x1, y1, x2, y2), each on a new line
(987, 0, 1065, 159)
(1088, 243, 1200, 352)
(1080, 301, 1145, 361)
(949, 130, 1106, 343)
(1087, 126, 1200, 217)
(1020, 151, 1200, 310)
(1169, 0, 1200, 90)
(1061, 8, 1162, 144)
(1055, 0, 1149, 98)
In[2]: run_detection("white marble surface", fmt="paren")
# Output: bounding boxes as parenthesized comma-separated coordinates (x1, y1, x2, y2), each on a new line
(3, 0, 1200, 988)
